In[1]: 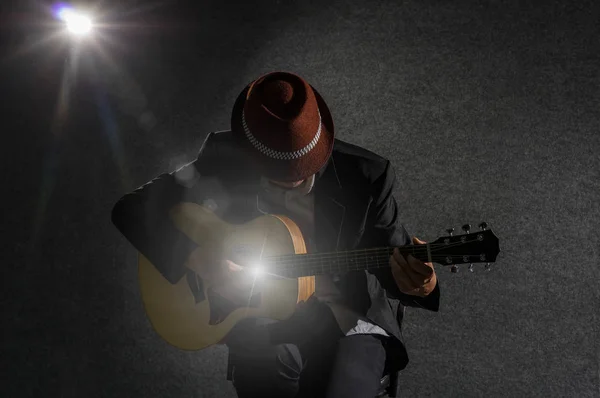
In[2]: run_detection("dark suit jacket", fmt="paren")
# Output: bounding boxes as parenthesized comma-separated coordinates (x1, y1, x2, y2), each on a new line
(111, 130, 440, 372)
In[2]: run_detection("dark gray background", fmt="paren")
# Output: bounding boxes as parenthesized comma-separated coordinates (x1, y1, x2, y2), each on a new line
(2, 0, 599, 397)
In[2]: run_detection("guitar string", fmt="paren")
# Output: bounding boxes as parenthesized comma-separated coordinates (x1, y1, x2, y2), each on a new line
(237, 248, 485, 279)
(269, 252, 483, 272)
(270, 238, 478, 261)
(262, 239, 480, 269)
(269, 254, 479, 276)
(262, 254, 483, 273)
(266, 258, 482, 278)
(263, 258, 486, 275)
(271, 262, 445, 277)
(267, 253, 464, 272)
(254, 254, 485, 277)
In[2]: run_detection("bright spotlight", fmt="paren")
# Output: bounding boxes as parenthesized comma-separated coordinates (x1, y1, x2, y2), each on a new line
(251, 264, 263, 276)
(56, 7, 92, 36)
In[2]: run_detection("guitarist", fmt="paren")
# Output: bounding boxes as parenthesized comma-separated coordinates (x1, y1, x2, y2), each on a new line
(112, 71, 440, 398)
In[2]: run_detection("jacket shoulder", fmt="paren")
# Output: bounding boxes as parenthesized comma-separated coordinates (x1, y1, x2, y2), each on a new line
(198, 130, 234, 154)
(332, 139, 391, 184)
(195, 130, 253, 172)
(201, 130, 253, 158)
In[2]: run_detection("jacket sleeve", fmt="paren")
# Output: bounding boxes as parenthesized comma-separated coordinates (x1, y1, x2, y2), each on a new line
(111, 132, 218, 284)
(360, 160, 440, 312)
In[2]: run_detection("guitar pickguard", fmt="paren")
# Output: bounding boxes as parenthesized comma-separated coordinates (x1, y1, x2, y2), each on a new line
(186, 270, 262, 325)
(206, 288, 262, 325)
(186, 270, 206, 304)
(139, 202, 309, 350)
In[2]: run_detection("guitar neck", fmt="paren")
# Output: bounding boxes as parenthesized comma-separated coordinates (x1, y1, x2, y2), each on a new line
(265, 245, 423, 278)
(256, 228, 500, 278)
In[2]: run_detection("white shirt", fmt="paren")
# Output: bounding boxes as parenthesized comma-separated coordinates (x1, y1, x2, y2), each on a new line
(257, 175, 389, 338)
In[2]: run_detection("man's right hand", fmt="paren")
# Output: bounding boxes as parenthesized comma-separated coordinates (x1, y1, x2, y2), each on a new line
(211, 261, 260, 305)
(185, 248, 257, 304)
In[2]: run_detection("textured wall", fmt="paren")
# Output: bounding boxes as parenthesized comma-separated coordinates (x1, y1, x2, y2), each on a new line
(2, 0, 598, 397)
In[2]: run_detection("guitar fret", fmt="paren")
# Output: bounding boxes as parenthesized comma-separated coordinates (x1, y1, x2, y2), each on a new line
(317, 254, 322, 275)
(332, 253, 336, 272)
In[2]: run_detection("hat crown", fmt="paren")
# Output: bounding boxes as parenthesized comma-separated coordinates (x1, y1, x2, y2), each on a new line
(261, 79, 296, 118)
(231, 71, 335, 182)
(243, 72, 318, 152)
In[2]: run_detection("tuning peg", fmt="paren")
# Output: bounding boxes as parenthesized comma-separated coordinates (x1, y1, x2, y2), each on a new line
(461, 224, 471, 234)
(479, 222, 488, 231)
(451, 264, 459, 273)
(485, 262, 492, 271)
(446, 227, 455, 236)
(469, 263, 474, 272)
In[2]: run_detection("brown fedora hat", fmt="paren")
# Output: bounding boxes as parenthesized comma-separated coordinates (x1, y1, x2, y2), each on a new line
(231, 71, 335, 182)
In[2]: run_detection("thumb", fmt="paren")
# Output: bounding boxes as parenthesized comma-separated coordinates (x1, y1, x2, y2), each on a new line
(412, 236, 426, 245)
(224, 259, 244, 272)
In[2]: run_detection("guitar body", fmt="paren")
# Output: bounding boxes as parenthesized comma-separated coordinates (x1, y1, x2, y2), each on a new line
(137, 202, 502, 351)
(138, 202, 315, 351)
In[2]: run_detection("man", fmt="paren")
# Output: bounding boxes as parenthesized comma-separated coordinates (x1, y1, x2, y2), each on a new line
(112, 71, 440, 398)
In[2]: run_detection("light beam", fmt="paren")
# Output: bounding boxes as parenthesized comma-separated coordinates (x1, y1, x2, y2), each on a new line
(55, 6, 93, 36)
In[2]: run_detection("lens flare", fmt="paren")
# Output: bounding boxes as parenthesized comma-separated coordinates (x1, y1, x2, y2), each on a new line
(251, 263, 263, 276)
(55, 5, 92, 35)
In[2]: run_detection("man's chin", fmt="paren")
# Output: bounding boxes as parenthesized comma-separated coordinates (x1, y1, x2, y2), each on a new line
(269, 179, 305, 188)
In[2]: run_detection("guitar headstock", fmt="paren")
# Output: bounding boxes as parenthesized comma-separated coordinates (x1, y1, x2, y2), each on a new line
(429, 222, 500, 272)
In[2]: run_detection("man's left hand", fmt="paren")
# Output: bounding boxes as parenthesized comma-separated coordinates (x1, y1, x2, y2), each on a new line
(390, 236, 437, 297)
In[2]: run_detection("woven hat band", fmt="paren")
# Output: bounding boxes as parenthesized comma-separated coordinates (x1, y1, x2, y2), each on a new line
(230, 71, 335, 182)
(241, 108, 322, 161)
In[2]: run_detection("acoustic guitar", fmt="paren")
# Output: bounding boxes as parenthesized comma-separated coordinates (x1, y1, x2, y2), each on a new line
(138, 202, 500, 350)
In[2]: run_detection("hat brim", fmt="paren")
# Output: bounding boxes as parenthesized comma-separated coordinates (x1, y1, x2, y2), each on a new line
(231, 80, 335, 182)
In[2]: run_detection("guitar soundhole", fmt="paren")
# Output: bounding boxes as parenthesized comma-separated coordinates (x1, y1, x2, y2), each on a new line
(206, 288, 261, 326)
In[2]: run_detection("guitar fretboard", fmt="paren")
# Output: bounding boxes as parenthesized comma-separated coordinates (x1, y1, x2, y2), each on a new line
(251, 230, 498, 278)
(263, 246, 420, 278)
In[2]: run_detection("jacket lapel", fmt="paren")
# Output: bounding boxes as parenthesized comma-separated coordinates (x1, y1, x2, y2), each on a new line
(314, 153, 346, 253)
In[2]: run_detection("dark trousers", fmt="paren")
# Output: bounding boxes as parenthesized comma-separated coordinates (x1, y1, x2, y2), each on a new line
(224, 297, 389, 398)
